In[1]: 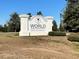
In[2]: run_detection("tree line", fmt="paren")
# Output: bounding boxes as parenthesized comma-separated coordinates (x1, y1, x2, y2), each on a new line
(0, 11, 64, 32)
(0, 12, 20, 32)
(52, 0, 79, 32)
(1, 0, 79, 32)
(63, 0, 79, 32)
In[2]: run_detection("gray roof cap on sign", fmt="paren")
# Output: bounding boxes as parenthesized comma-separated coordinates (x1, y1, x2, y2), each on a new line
(45, 16, 53, 19)
(19, 14, 29, 18)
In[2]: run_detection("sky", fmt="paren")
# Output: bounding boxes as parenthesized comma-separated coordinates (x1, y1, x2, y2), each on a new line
(0, 0, 66, 26)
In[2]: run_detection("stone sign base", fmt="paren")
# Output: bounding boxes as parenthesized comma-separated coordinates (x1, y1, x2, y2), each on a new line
(19, 31, 48, 36)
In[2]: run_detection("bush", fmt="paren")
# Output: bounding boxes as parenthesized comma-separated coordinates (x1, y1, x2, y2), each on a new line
(48, 31, 66, 36)
(68, 35, 79, 42)
(14, 32, 19, 36)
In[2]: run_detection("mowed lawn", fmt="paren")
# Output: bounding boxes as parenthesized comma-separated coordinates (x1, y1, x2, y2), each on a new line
(0, 32, 79, 59)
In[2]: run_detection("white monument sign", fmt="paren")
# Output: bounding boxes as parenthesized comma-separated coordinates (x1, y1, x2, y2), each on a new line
(19, 14, 53, 36)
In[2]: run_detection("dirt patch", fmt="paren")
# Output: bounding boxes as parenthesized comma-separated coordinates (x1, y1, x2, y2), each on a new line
(0, 32, 79, 59)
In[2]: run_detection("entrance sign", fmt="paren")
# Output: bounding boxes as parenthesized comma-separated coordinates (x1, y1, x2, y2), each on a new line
(19, 14, 53, 36)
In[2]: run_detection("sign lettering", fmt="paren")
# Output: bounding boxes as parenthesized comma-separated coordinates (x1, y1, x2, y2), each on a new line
(30, 24, 46, 30)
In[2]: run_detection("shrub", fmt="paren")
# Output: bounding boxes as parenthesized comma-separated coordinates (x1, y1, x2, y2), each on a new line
(68, 35, 79, 42)
(48, 31, 66, 36)
(14, 32, 19, 36)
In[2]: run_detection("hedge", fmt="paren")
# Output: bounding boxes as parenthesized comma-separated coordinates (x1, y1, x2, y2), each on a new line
(68, 35, 79, 42)
(48, 31, 66, 36)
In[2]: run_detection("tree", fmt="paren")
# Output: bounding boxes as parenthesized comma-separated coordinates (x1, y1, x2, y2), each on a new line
(59, 13, 65, 31)
(52, 20, 58, 31)
(27, 13, 32, 19)
(27, 13, 32, 17)
(8, 12, 20, 32)
(0, 25, 4, 32)
(37, 11, 43, 16)
(59, 21, 65, 31)
(3, 24, 8, 32)
(63, 0, 79, 31)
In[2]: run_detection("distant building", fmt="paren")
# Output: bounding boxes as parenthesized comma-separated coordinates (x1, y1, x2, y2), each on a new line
(19, 14, 53, 36)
